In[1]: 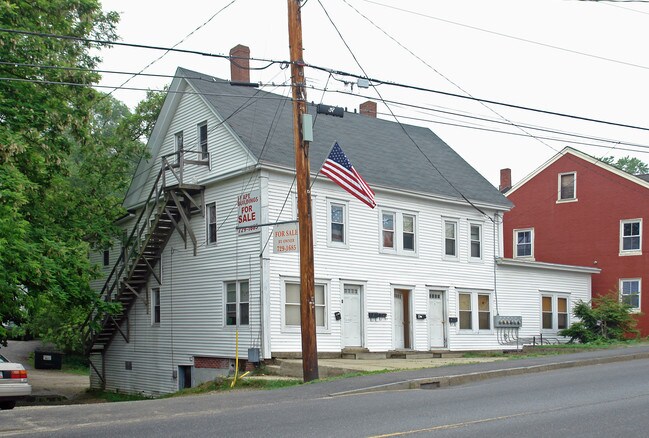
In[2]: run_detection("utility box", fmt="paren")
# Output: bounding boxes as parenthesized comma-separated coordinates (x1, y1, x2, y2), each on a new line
(34, 349, 63, 370)
(248, 347, 260, 364)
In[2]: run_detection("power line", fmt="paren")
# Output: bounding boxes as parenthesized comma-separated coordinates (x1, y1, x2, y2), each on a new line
(359, 0, 649, 72)
(3, 26, 649, 133)
(0, 27, 287, 69)
(305, 62, 649, 133)
(316, 0, 491, 219)
(105, 0, 239, 99)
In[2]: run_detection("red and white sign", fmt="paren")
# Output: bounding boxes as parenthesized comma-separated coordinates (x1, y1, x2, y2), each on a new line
(237, 189, 261, 234)
(273, 222, 299, 254)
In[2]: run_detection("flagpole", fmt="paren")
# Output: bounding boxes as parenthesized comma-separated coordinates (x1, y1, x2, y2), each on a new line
(287, 0, 319, 382)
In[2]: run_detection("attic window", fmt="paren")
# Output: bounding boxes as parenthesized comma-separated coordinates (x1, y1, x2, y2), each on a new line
(558, 172, 576, 201)
(198, 122, 208, 160)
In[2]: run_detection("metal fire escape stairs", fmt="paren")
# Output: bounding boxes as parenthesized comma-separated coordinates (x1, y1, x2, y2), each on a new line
(82, 151, 208, 385)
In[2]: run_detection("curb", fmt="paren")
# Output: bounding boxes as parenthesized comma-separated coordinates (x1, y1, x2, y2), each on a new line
(329, 351, 649, 397)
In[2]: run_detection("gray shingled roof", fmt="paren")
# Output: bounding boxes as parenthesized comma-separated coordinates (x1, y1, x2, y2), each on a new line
(181, 68, 512, 209)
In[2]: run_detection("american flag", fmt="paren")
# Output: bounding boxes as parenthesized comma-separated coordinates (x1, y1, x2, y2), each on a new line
(320, 142, 376, 209)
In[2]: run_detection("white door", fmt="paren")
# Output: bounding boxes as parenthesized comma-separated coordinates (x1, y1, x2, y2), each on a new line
(394, 291, 404, 349)
(342, 286, 362, 347)
(429, 291, 445, 348)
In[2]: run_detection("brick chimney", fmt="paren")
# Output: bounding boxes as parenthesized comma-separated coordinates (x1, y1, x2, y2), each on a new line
(359, 101, 377, 118)
(499, 168, 512, 193)
(229, 44, 250, 83)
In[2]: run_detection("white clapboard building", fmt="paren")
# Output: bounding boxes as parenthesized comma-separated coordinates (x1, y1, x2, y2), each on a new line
(86, 47, 598, 395)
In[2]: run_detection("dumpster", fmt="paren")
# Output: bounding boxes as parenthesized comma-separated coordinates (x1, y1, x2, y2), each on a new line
(34, 348, 63, 370)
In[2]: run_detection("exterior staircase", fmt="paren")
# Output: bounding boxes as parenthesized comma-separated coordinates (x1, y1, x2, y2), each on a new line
(82, 151, 208, 382)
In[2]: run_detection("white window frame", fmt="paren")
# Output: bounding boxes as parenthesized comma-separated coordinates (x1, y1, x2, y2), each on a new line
(457, 291, 492, 333)
(557, 172, 577, 202)
(206, 202, 217, 245)
(224, 280, 250, 327)
(469, 222, 483, 261)
(380, 210, 396, 253)
(620, 278, 641, 312)
(327, 199, 348, 248)
(197, 121, 208, 161)
(402, 213, 416, 253)
(541, 293, 570, 332)
(379, 208, 418, 255)
(174, 131, 184, 164)
(282, 278, 329, 332)
(443, 219, 458, 260)
(620, 219, 642, 255)
(514, 228, 534, 259)
(151, 287, 161, 326)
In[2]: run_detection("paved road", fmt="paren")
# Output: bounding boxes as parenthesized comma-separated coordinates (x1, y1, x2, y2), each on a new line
(2, 355, 649, 437)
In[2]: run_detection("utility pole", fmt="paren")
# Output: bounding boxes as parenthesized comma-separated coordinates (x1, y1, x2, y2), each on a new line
(287, 0, 319, 382)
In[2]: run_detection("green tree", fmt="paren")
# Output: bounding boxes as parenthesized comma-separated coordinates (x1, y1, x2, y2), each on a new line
(559, 292, 640, 343)
(599, 155, 649, 175)
(0, 0, 124, 347)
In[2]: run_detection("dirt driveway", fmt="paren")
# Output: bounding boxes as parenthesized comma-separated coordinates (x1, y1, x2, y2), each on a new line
(1, 340, 91, 403)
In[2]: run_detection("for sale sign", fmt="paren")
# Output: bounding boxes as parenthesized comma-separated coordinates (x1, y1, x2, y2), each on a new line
(273, 222, 299, 253)
(237, 189, 261, 234)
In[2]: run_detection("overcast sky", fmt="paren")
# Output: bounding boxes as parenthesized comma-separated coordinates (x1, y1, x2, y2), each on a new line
(97, 0, 649, 187)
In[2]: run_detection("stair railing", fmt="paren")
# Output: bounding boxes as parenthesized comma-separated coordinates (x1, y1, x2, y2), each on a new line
(82, 149, 207, 352)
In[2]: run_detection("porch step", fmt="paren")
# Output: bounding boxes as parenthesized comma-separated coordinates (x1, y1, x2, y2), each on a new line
(342, 352, 387, 360)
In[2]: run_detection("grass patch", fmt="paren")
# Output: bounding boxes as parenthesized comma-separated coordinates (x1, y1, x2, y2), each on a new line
(84, 389, 153, 403)
(167, 376, 303, 398)
(462, 339, 649, 360)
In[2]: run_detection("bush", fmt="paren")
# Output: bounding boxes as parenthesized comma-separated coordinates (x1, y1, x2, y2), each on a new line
(559, 292, 640, 343)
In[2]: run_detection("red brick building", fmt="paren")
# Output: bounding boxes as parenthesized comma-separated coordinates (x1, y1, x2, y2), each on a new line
(502, 147, 649, 335)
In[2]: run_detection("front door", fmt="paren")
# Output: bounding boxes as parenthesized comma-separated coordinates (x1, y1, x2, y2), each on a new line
(393, 289, 411, 349)
(342, 285, 362, 348)
(429, 291, 445, 348)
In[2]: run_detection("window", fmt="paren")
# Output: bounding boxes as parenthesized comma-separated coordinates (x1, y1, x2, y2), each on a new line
(284, 282, 326, 328)
(225, 280, 249, 326)
(198, 122, 208, 160)
(152, 288, 161, 324)
(444, 220, 457, 258)
(458, 293, 472, 330)
(175, 131, 184, 164)
(103, 250, 110, 267)
(620, 219, 641, 253)
(515, 229, 533, 258)
(207, 202, 217, 245)
(470, 223, 482, 259)
(380, 210, 417, 254)
(458, 292, 491, 331)
(558, 172, 576, 201)
(542, 294, 569, 331)
(382, 212, 395, 249)
(403, 214, 415, 251)
(620, 279, 641, 311)
(328, 201, 347, 246)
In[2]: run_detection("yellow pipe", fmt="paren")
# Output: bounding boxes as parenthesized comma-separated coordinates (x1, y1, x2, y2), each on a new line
(230, 330, 239, 388)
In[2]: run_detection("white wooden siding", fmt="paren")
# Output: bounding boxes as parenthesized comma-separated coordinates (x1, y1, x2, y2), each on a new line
(267, 172, 503, 353)
(132, 87, 254, 208)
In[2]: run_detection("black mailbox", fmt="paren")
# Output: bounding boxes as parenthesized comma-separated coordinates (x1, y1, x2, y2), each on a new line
(448, 317, 458, 324)
(334, 311, 341, 321)
(416, 314, 426, 320)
